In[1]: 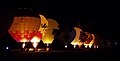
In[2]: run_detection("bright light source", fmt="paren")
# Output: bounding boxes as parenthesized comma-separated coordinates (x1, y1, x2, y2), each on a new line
(97, 46, 99, 48)
(31, 36, 40, 43)
(31, 36, 40, 48)
(73, 45, 76, 48)
(89, 46, 91, 48)
(88, 44, 92, 48)
(29, 48, 34, 51)
(22, 43, 25, 48)
(85, 45, 87, 48)
(6, 47, 9, 50)
(84, 43, 92, 48)
(65, 45, 67, 48)
(46, 43, 49, 47)
(32, 42, 38, 48)
(20, 38, 28, 42)
(46, 48, 50, 51)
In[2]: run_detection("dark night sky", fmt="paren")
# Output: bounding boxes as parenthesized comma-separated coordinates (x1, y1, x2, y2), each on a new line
(0, 0, 120, 40)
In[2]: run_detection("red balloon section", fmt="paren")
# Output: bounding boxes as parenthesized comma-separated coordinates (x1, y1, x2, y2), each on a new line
(9, 30, 36, 42)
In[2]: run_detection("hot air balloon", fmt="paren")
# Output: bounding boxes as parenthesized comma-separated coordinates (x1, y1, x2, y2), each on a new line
(39, 14, 48, 37)
(9, 16, 41, 48)
(83, 32, 95, 48)
(57, 26, 83, 49)
(30, 14, 48, 48)
(42, 19, 59, 47)
(71, 27, 83, 48)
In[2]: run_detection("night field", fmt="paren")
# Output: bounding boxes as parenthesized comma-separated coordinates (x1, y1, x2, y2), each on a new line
(0, 48, 119, 61)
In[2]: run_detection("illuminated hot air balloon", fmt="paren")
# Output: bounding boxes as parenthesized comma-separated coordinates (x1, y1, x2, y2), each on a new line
(57, 26, 83, 48)
(9, 16, 41, 48)
(71, 27, 83, 48)
(42, 19, 59, 47)
(39, 14, 48, 37)
(30, 14, 48, 48)
(83, 32, 95, 48)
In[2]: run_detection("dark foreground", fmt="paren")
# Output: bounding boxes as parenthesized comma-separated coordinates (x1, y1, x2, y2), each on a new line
(0, 48, 119, 61)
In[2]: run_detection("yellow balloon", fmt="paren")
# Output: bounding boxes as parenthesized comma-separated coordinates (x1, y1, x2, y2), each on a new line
(42, 19, 59, 44)
(71, 27, 83, 45)
(39, 14, 48, 38)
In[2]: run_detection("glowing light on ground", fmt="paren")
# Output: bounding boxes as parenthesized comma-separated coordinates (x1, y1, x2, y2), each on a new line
(97, 46, 99, 48)
(31, 36, 41, 48)
(65, 45, 67, 48)
(21, 38, 27, 48)
(46, 43, 50, 47)
(84, 44, 92, 48)
(6, 47, 9, 50)
(29, 48, 34, 51)
(46, 48, 50, 51)
(22, 42, 25, 48)
(73, 45, 76, 48)
(32, 42, 38, 48)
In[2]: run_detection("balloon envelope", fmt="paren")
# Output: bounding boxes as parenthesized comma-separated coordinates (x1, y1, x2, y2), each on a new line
(71, 27, 83, 45)
(39, 14, 48, 37)
(42, 19, 59, 44)
(9, 16, 40, 42)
